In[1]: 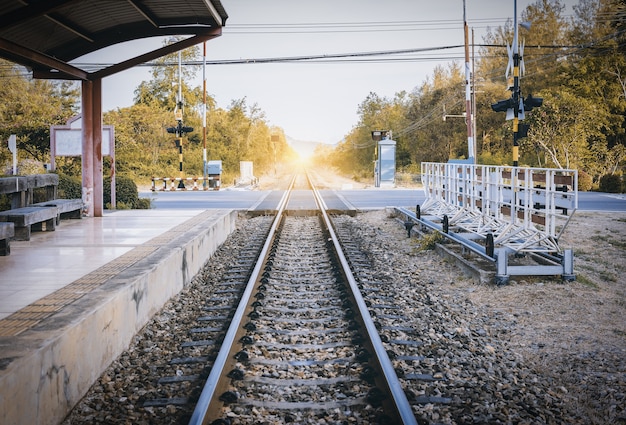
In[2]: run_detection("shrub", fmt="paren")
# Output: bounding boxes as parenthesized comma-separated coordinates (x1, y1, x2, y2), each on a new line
(136, 197, 152, 209)
(57, 173, 82, 199)
(417, 231, 444, 251)
(0, 194, 9, 211)
(577, 170, 593, 192)
(598, 173, 624, 193)
(104, 175, 139, 208)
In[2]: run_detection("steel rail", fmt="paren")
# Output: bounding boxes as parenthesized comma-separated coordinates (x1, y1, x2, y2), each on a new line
(310, 174, 418, 425)
(188, 174, 296, 425)
(190, 171, 417, 424)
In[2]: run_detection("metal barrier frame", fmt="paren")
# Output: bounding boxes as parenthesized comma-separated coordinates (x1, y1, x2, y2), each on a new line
(151, 176, 218, 191)
(412, 162, 577, 284)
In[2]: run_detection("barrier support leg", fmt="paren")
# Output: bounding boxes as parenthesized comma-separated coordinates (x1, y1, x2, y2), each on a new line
(495, 248, 510, 285)
(562, 249, 575, 282)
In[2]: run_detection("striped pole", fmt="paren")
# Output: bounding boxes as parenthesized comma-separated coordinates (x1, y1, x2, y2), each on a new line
(202, 41, 208, 190)
(176, 51, 185, 189)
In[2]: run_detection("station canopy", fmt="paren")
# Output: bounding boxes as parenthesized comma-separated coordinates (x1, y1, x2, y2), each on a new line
(0, 0, 228, 81)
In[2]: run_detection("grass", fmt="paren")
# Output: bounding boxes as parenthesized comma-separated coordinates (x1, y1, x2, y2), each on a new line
(574, 273, 599, 289)
(415, 231, 444, 252)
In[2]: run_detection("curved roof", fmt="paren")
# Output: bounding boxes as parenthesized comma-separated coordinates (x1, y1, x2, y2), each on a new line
(0, 0, 228, 80)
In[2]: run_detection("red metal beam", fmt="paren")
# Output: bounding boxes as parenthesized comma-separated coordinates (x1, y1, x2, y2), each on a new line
(91, 28, 222, 80)
(0, 37, 88, 80)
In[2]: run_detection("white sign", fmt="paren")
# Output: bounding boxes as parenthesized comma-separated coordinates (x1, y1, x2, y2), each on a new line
(8, 134, 16, 153)
(50, 115, 115, 173)
(54, 128, 113, 156)
(8, 134, 16, 175)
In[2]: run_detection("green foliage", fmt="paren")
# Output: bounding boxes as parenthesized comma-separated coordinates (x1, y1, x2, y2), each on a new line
(57, 173, 82, 199)
(103, 176, 140, 209)
(599, 173, 624, 193)
(1, 2, 624, 189)
(0, 60, 78, 163)
(578, 170, 593, 191)
(0, 194, 9, 211)
(416, 231, 444, 251)
(314, 0, 626, 178)
(135, 197, 152, 209)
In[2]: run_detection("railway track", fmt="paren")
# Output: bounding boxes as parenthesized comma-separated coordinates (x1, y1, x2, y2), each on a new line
(62, 172, 602, 425)
(188, 173, 416, 424)
(65, 171, 453, 423)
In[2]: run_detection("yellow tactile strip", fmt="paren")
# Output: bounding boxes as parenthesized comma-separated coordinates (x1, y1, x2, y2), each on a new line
(0, 211, 216, 337)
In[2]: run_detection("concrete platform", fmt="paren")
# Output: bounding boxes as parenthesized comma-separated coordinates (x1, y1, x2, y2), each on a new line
(0, 209, 238, 425)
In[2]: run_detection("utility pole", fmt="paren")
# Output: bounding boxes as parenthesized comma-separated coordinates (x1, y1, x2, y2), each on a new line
(202, 42, 208, 190)
(463, 0, 475, 163)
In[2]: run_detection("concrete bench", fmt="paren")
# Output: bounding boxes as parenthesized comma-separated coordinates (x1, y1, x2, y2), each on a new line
(32, 199, 83, 223)
(0, 222, 14, 255)
(0, 206, 58, 241)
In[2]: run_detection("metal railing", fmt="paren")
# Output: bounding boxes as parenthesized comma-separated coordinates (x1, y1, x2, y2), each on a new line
(421, 162, 577, 254)
(409, 162, 577, 284)
(150, 176, 218, 191)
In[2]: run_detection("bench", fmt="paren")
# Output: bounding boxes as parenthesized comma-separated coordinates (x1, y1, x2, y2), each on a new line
(0, 222, 14, 255)
(32, 198, 83, 224)
(0, 206, 58, 241)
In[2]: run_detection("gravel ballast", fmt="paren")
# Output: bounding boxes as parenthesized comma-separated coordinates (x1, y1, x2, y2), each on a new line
(62, 210, 625, 424)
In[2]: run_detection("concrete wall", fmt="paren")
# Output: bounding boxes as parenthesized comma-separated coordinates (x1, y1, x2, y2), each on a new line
(0, 210, 238, 425)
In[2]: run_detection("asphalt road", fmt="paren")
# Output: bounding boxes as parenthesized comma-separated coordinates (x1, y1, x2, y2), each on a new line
(141, 188, 626, 212)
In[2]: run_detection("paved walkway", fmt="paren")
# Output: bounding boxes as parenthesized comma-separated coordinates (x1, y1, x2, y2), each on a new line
(0, 209, 207, 322)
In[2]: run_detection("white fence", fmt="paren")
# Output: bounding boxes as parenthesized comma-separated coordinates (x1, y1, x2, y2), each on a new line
(396, 162, 578, 283)
(421, 162, 577, 254)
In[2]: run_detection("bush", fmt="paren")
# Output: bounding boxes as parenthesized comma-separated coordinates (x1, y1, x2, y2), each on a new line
(136, 197, 152, 209)
(104, 175, 139, 209)
(598, 173, 624, 193)
(577, 170, 593, 192)
(416, 231, 444, 251)
(57, 173, 82, 199)
(0, 194, 9, 211)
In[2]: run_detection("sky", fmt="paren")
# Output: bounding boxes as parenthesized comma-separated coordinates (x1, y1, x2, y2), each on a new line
(77, 0, 553, 146)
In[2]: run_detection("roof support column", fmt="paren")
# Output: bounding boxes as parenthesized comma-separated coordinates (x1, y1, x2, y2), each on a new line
(81, 79, 103, 217)
(81, 80, 93, 217)
(92, 78, 103, 217)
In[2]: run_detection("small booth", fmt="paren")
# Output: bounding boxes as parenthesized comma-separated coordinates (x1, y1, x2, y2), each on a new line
(375, 137, 396, 188)
(206, 160, 222, 190)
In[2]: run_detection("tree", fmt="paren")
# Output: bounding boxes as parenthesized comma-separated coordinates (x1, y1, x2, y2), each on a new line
(133, 37, 201, 111)
(0, 61, 78, 166)
(567, 0, 626, 154)
(104, 104, 174, 178)
(524, 90, 611, 174)
(402, 64, 466, 164)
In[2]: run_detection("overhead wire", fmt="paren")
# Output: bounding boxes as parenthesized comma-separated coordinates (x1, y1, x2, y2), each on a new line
(3, 14, 621, 141)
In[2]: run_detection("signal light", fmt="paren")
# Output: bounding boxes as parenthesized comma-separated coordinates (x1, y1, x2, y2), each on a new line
(518, 123, 530, 138)
(523, 94, 543, 111)
(166, 125, 194, 135)
(491, 98, 514, 113)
